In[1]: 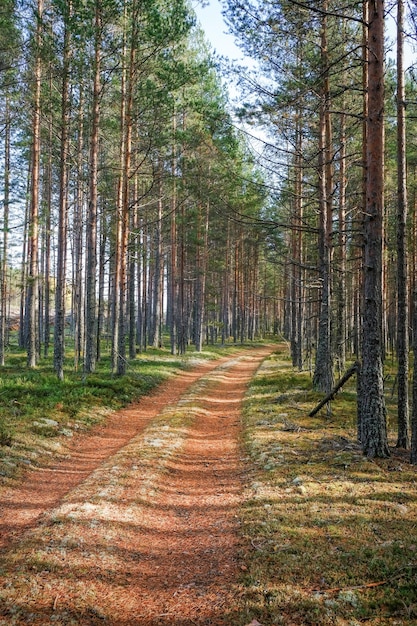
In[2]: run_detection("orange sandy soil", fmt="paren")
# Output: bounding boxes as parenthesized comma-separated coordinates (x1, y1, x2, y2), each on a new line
(0, 346, 273, 626)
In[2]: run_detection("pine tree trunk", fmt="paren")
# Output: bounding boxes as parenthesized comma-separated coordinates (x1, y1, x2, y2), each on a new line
(177, 200, 186, 354)
(295, 109, 303, 370)
(0, 98, 10, 366)
(129, 177, 138, 359)
(19, 173, 30, 349)
(27, 0, 43, 368)
(396, 0, 410, 449)
(73, 86, 85, 371)
(96, 208, 107, 363)
(54, 5, 71, 380)
(151, 165, 163, 349)
(116, 51, 133, 375)
(84, 1, 101, 374)
(357, 0, 369, 443)
(169, 120, 178, 355)
(111, 89, 125, 370)
(359, 0, 390, 458)
(313, 6, 333, 393)
(411, 285, 417, 463)
(42, 97, 52, 359)
(195, 202, 209, 352)
(221, 223, 231, 344)
(336, 110, 347, 375)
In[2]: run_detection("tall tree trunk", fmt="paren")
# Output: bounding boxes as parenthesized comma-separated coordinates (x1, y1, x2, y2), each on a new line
(0, 97, 10, 366)
(27, 0, 43, 368)
(313, 3, 333, 393)
(336, 109, 347, 374)
(195, 201, 209, 352)
(359, 0, 390, 458)
(151, 163, 163, 349)
(357, 0, 369, 443)
(221, 223, 231, 344)
(177, 199, 186, 354)
(40, 154, 51, 358)
(111, 51, 126, 372)
(84, 0, 101, 374)
(295, 106, 304, 370)
(396, 0, 410, 449)
(96, 205, 106, 363)
(411, 285, 417, 463)
(128, 193, 138, 359)
(19, 172, 30, 349)
(54, 3, 72, 380)
(73, 86, 85, 371)
(169, 117, 178, 355)
(42, 85, 53, 359)
(117, 21, 135, 375)
(412, 167, 417, 462)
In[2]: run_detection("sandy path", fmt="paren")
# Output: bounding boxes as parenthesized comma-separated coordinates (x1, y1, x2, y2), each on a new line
(0, 346, 272, 625)
(0, 357, 230, 549)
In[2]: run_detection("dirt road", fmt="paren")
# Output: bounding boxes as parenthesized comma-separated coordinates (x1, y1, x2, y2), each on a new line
(0, 346, 272, 625)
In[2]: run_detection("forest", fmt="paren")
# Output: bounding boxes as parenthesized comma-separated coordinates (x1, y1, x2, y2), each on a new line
(0, 0, 416, 460)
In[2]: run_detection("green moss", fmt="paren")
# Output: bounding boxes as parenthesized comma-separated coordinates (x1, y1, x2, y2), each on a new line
(238, 344, 417, 626)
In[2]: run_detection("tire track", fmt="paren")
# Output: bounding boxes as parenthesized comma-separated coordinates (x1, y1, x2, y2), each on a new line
(0, 346, 273, 625)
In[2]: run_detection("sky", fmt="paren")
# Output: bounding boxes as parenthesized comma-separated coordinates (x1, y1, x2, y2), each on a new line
(193, 0, 244, 61)
(193, 1, 416, 69)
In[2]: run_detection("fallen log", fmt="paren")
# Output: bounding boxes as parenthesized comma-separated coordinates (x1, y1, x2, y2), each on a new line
(309, 360, 360, 417)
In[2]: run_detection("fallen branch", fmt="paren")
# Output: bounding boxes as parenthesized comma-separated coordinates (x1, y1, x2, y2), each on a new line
(309, 361, 360, 417)
(310, 564, 417, 594)
(310, 579, 388, 594)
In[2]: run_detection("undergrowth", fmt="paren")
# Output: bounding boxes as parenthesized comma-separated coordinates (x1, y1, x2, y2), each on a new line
(239, 345, 417, 626)
(0, 338, 258, 485)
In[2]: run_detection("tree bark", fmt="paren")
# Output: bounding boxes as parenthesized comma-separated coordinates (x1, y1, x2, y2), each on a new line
(396, 0, 410, 448)
(0, 97, 10, 366)
(54, 2, 72, 380)
(116, 33, 134, 375)
(84, 0, 101, 374)
(359, 0, 390, 458)
(357, 0, 369, 443)
(73, 86, 85, 371)
(195, 201, 209, 352)
(27, 0, 43, 368)
(411, 285, 417, 463)
(313, 2, 333, 393)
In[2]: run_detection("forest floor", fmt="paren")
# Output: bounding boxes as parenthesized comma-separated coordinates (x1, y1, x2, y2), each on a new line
(0, 345, 273, 626)
(1, 344, 417, 626)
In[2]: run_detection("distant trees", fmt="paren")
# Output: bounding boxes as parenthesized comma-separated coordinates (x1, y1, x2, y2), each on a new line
(0, 0, 273, 380)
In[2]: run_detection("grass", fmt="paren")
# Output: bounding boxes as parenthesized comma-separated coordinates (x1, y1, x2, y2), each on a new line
(238, 345, 417, 626)
(0, 336, 258, 485)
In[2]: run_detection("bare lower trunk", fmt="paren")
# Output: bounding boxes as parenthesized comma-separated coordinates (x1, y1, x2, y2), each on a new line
(0, 98, 10, 366)
(359, 0, 389, 458)
(313, 5, 333, 393)
(84, 2, 101, 374)
(54, 5, 71, 380)
(396, 0, 410, 449)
